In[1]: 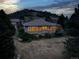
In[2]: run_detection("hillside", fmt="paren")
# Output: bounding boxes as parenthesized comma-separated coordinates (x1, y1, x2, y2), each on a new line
(8, 9, 59, 19)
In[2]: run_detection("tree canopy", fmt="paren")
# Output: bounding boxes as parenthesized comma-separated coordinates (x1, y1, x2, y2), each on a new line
(64, 4, 79, 59)
(0, 10, 15, 59)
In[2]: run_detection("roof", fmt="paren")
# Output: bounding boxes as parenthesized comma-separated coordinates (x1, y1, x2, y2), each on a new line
(10, 19, 20, 22)
(23, 18, 61, 26)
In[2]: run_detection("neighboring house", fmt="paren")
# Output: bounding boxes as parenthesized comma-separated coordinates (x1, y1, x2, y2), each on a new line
(23, 18, 62, 35)
(10, 19, 21, 33)
(10, 19, 20, 25)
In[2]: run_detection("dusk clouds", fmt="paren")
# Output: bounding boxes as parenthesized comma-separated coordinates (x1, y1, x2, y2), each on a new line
(0, 0, 20, 13)
(0, 0, 79, 16)
(32, 0, 79, 17)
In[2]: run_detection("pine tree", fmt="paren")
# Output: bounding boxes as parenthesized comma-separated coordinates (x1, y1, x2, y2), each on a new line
(0, 10, 15, 59)
(64, 4, 79, 59)
(58, 14, 65, 29)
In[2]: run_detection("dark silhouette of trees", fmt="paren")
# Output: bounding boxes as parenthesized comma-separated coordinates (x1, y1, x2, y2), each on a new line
(64, 4, 79, 59)
(58, 14, 66, 29)
(0, 10, 15, 59)
(9, 9, 59, 20)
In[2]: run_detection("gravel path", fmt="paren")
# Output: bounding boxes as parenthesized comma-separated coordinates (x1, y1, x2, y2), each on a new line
(14, 37, 65, 59)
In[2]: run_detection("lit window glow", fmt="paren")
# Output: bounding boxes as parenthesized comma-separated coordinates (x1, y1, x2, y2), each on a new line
(27, 26, 62, 32)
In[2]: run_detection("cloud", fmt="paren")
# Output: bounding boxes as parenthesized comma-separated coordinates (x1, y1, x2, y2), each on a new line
(0, 0, 20, 13)
(0, 0, 20, 4)
(43, 7, 74, 17)
(31, 0, 79, 17)
(1, 4, 19, 14)
(3, 0, 19, 4)
(0, 0, 78, 15)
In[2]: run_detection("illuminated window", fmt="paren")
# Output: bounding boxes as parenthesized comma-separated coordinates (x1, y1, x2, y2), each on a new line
(41, 26, 48, 30)
(45, 26, 48, 29)
(28, 27, 31, 32)
(39, 26, 41, 30)
(31, 27, 33, 32)
(35, 27, 38, 31)
(27, 26, 61, 32)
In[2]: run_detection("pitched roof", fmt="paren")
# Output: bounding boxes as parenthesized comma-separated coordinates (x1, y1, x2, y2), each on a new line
(23, 18, 60, 26)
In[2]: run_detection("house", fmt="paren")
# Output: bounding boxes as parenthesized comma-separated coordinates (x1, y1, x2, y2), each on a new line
(10, 19, 21, 33)
(10, 17, 63, 36)
(23, 18, 62, 35)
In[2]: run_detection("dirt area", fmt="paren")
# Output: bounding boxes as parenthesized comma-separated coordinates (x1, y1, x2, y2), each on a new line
(14, 37, 65, 59)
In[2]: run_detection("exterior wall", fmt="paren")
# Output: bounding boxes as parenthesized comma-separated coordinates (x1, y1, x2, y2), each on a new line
(24, 26, 62, 34)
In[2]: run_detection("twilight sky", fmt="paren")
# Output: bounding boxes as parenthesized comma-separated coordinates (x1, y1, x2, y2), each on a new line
(0, 0, 79, 16)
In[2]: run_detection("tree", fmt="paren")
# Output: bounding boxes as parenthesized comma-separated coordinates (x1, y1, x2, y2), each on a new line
(58, 14, 66, 29)
(64, 4, 79, 59)
(0, 10, 15, 59)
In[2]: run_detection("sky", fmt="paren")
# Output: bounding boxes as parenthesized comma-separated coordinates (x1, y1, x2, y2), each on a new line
(0, 0, 79, 17)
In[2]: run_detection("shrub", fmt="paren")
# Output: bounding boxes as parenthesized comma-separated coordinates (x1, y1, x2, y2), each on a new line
(18, 27, 33, 42)
(44, 33, 51, 39)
